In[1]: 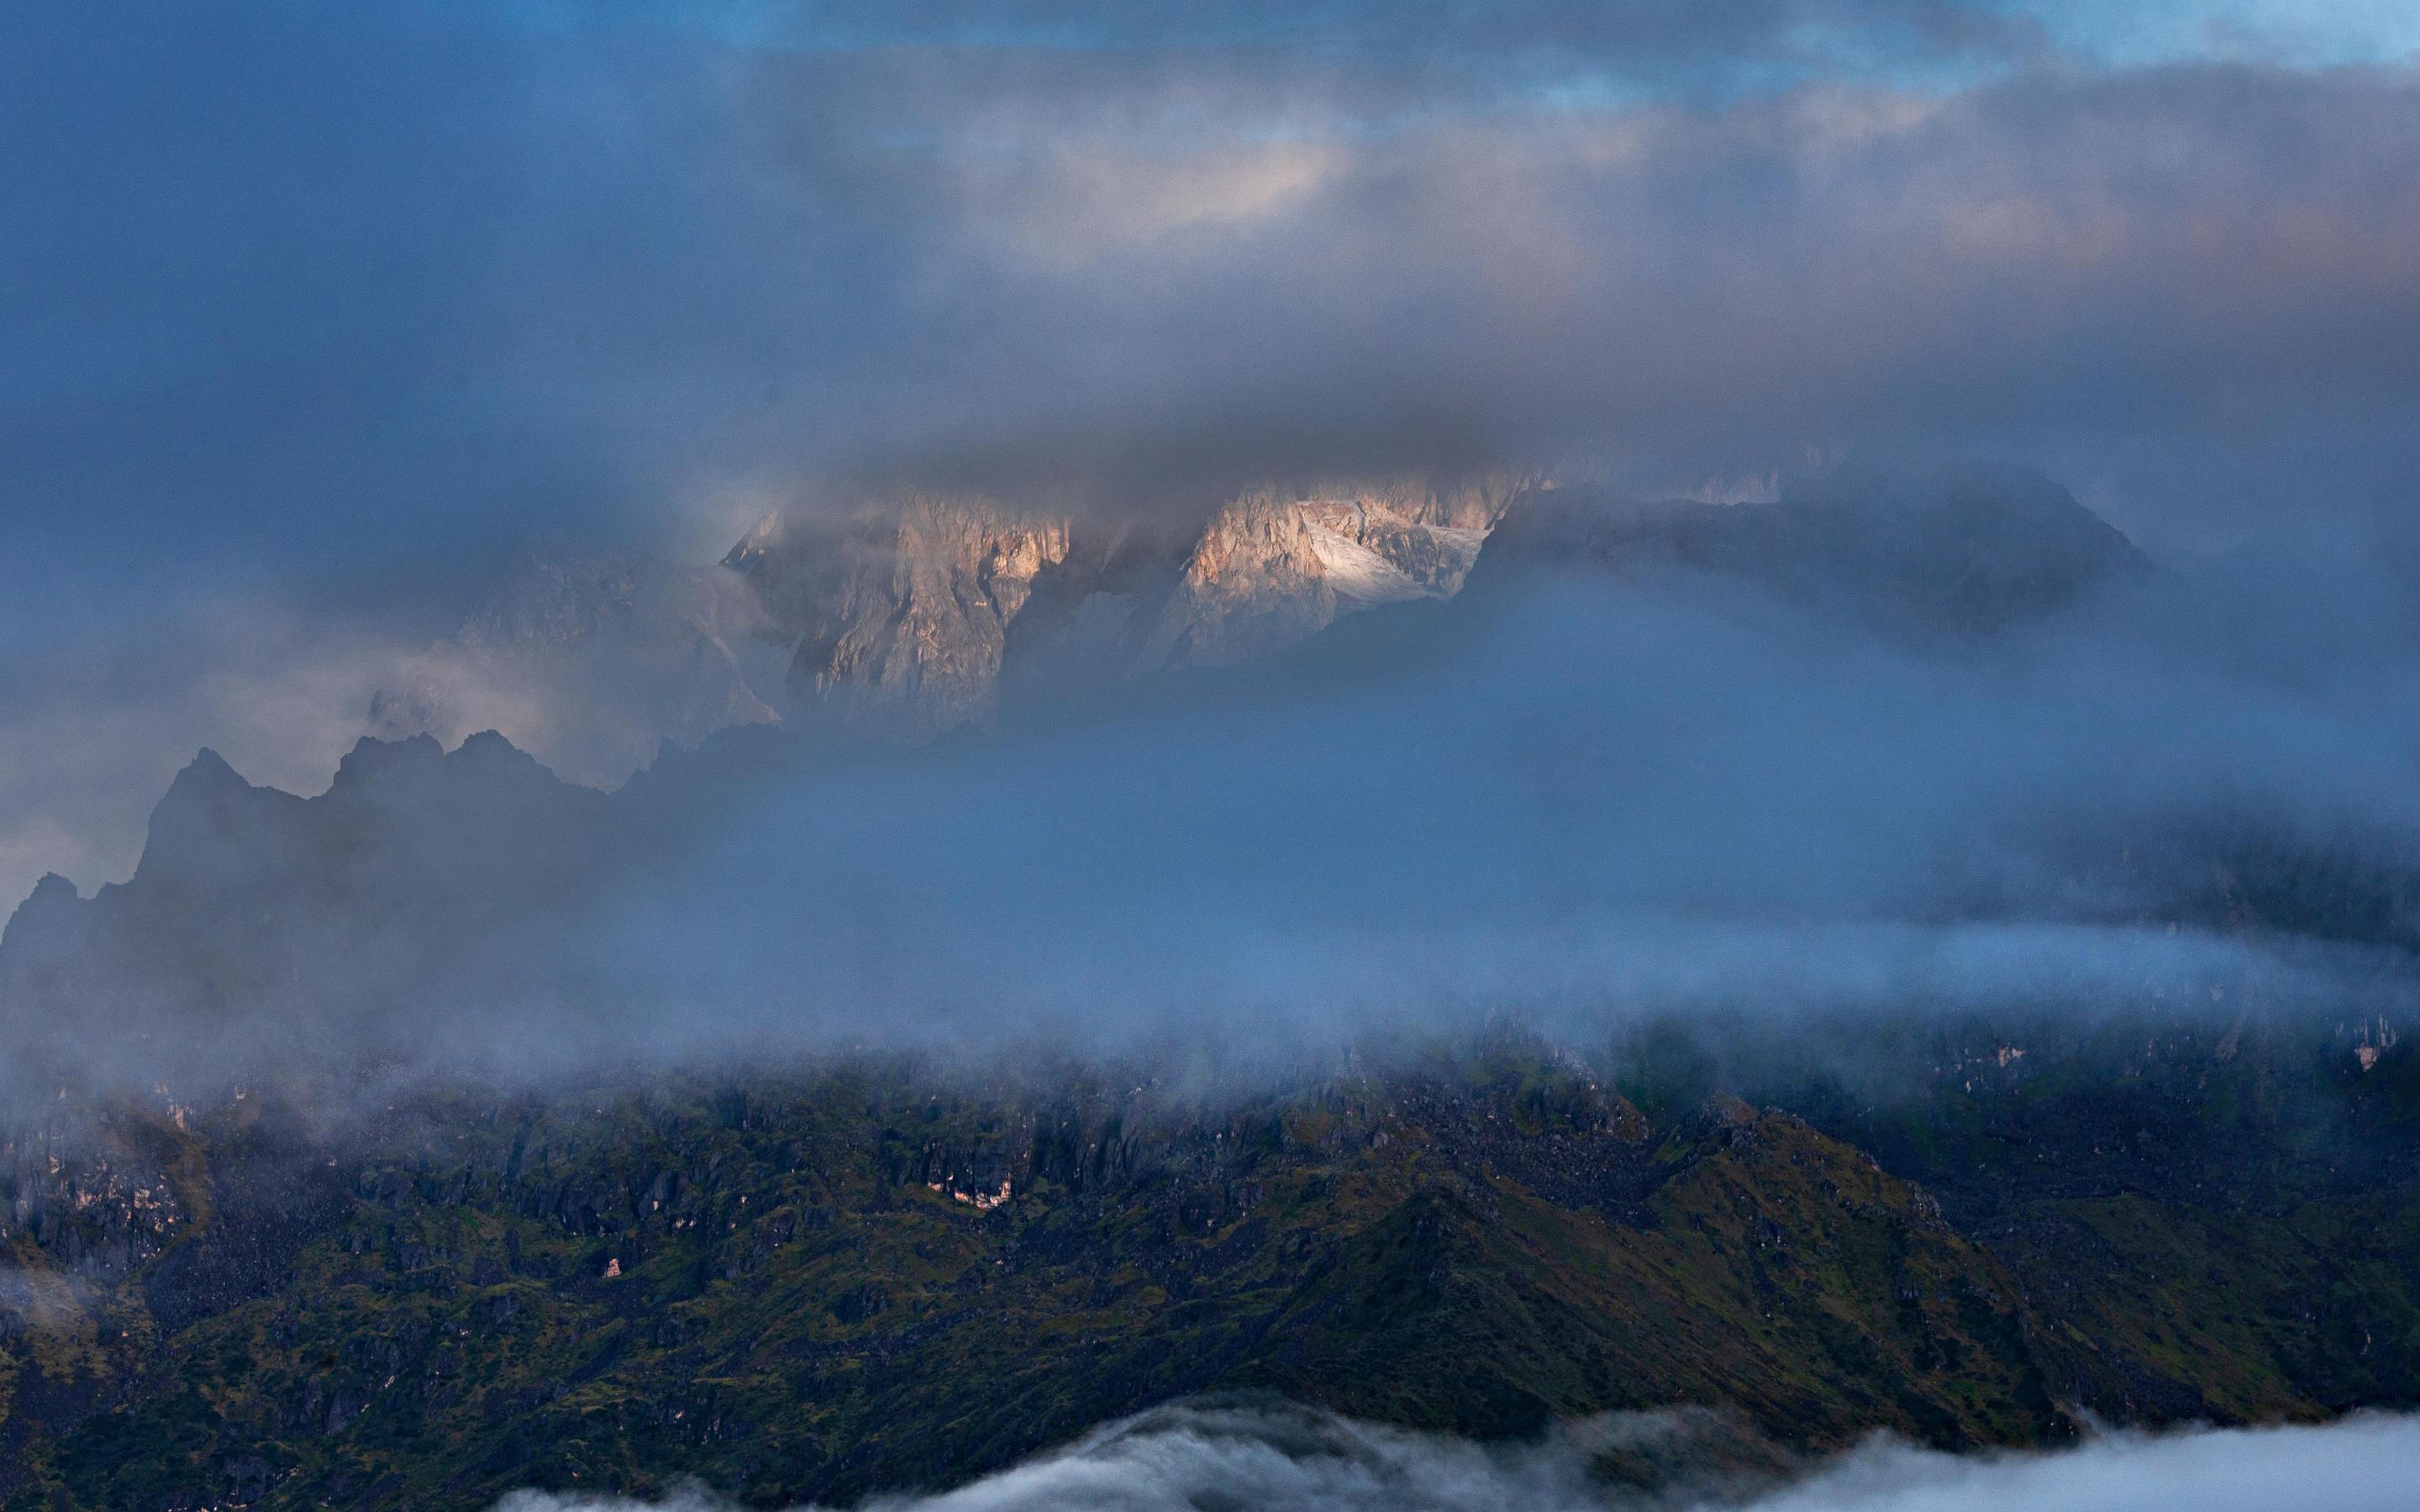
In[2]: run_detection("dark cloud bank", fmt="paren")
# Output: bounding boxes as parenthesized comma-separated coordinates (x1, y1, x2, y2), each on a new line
(6, 3, 2418, 899)
(4, 4, 2417, 572)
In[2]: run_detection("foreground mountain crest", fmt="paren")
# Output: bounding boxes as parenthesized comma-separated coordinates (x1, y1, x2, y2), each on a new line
(6, 1015, 2420, 1509)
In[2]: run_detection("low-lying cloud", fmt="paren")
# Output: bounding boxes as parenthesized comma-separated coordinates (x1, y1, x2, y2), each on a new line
(491, 1399, 2420, 1510)
(570, 564, 2420, 1063)
(19, 515, 2420, 1101)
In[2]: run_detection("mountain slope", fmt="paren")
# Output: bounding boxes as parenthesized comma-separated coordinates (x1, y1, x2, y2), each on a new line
(723, 475, 1523, 738)
(5, 1022, 2420, 1509)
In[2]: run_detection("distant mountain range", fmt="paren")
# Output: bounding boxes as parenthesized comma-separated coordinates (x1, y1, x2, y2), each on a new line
(361, 466, 2139, 784)
(10, 465, 2399, 1087)
(2, 466, 2191, 1074)
(362, 475, 1528, 773)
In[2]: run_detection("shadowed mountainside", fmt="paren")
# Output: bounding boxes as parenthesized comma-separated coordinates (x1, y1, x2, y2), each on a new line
(5, 1019, 2420, 1509)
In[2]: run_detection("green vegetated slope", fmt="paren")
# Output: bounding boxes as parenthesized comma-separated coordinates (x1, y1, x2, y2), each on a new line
(4, 1021, 2419, 1510)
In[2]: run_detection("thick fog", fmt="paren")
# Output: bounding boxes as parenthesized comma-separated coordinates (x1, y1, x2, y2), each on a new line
(557, 550, 2420, 1064)
(492, 1401, 2420, 1511)
(10, 481, 2420, 1105)
(3, 0, 2418, 1092)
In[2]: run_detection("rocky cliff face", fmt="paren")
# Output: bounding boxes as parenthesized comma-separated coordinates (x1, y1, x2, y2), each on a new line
(1137, 475, 1520, 667)
(727, 496, 1075, 737)
(1139, 492, 1342, 669)
(724, 474, 1524, 732)
(350, 474, 1524, 767)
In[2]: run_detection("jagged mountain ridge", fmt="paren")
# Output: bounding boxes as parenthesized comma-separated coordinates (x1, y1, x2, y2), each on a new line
(722, 472, 1528, 735)
(0, 465, 2209, 1093)
(363, 466, 2145, 777)
(363, 477, 1527, 776)
(0, 732, 623, 1089)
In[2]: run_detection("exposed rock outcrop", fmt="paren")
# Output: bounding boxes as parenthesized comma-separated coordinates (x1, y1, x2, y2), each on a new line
(1139, 491, 1341, 669)
(729, 473, 1524, 733)
(728, 495, 1074, 737)
(363, 478, 1510, 776)
(1139, 475, 1522, 665)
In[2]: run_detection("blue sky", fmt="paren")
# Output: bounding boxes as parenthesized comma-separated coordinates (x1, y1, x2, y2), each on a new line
(524, 1, 2420, 66)
(2015, 0, 2420, 66)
